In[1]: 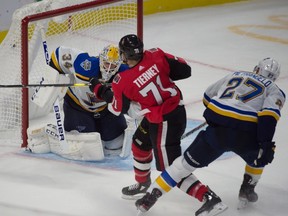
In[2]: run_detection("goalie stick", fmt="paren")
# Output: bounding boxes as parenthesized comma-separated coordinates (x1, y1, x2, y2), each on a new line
(33, 23, 68, 151)
(0, 83, 89, 88)
(181, 121, 207, 140)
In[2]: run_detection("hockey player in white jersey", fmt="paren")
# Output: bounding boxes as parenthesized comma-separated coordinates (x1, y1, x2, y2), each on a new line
(28, 45, 134, 161)
(135, 58, 285, 216)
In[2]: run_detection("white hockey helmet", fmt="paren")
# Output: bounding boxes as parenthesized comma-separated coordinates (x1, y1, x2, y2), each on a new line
(99, 44, 122, 82)
(253, 57, 280, 81)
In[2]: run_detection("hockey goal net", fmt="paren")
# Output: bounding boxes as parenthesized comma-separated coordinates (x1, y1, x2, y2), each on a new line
(0, 0, 143, 147)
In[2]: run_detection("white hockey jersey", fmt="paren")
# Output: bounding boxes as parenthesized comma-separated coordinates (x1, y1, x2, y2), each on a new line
(50, 46, 128, 113)
(203, 71, 286, 141)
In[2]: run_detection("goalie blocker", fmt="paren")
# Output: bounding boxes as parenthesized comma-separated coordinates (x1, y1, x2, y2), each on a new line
(27, 120, 136, 161)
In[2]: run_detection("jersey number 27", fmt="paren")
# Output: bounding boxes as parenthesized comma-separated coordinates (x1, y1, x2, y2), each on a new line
(220, 77, 264, 103)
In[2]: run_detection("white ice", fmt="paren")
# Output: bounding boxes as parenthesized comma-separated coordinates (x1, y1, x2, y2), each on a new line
(0, 0, 288, 215)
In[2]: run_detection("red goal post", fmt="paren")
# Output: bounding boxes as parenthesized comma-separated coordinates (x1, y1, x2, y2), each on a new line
(0, 0, 143, 148)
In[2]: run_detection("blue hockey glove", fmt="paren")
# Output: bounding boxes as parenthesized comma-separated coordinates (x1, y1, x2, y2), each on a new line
(254, 141, 276, 167)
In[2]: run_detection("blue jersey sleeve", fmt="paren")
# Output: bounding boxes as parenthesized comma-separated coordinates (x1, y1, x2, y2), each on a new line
(118, 63, 130, 73)
(74, 54, 101, 79)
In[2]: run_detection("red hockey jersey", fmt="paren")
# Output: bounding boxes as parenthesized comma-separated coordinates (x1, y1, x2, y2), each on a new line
(108, 48, 191, 123)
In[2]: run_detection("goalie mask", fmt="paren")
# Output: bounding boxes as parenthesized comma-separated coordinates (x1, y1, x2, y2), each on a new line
(253, 57, 280, 82)
(99, 44, 121, 82)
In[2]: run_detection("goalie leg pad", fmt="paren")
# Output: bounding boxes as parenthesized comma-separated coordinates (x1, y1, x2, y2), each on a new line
(46, 124, 104, 161)
(65, 130, 104, 161)
(28, 124, 105, 161)
(103, 133, 124, 156)
(27, 126, 51, 153)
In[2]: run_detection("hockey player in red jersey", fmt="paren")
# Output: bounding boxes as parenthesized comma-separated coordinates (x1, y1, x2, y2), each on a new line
(135, 58, 285, 215)
(89, 34, 227, 216)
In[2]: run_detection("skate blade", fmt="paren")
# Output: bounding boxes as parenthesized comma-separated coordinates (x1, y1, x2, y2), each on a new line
(237, 199, 248, 210)
(122, 193, 145, 200)
(136, 209, 147, 216)
(198, 202, 228, 216)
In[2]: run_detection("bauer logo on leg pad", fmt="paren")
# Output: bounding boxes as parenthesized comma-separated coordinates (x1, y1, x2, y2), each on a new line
(53, 103, 65, 141)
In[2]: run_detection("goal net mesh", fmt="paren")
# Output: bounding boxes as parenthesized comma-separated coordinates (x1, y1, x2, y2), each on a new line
(0, 0, 141, 146)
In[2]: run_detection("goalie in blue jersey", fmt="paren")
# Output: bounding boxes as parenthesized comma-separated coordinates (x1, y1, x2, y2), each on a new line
(27, 45, 135, 161)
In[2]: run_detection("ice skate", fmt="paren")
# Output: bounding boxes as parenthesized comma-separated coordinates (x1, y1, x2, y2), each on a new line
(122, 179, 151, 200)
(195, 187, 228, 216)
(135, 188, 162, 215)
(238, 174, 258, 210)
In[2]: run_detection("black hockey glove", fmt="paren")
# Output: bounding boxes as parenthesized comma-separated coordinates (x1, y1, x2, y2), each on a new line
(254, 141, 276, 167)
(89, 77, 113, 103)
(89, 77, 102, 96)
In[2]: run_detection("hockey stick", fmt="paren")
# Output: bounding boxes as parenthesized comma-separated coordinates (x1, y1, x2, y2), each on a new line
(181, 121, 207, 140)
(0, 83, 89, 88)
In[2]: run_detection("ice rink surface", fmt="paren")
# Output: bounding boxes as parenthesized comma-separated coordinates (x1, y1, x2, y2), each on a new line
(0, 0, 287, 215)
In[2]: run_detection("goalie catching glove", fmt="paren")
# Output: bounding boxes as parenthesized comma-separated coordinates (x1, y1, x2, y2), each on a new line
(254, 141, 276, 167)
